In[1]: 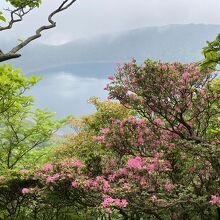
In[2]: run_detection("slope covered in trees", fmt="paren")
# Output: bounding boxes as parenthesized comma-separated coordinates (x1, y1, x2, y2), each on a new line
(7, 24, 220, 74)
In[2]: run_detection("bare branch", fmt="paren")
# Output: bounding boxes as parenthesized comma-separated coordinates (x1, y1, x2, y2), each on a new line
(0, 7, 33, 31)
(0, 0, 77, 63)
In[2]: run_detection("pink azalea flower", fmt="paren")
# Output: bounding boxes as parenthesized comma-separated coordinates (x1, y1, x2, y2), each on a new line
(137, 136, 144, 144)
(108, 75, 114, 80)
(43, 163, 53, 171)
(102, 196, 114, 208)
(71, 181, 78, 188)
(53, 173, 60, 180)
(165, 181, 173, 191)
(103, 180, 110, 192)
(93, 135, 105, 141)
(101, 128, 110, 134)
(22, 188, 30, 194)
(183, 72, 190, 81)
(119, 168, 127, 175)
(107, 94, 112, 100)
(120, 199, 128, 207)
(110, 159, 115, 166)
(153, 118, 165, 126)
(148, 163, 156, 174)
(108, 173, 117, 181)
(127, 156, 143, 170)
(104, 83, 110, 90)
(102, 197, 128, 208)
(151, 195, 157, 202)
(70, 160, 84, 167)
(96, 176, 103, 181)
(210, 195, 220, 205)
(114, 198, 121, 206)
(84, 180, 93, 187)
(46, 175, 54, 183)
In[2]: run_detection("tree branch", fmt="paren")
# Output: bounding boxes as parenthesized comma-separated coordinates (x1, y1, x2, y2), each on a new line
(0, 7, 33, 31)
(0, 50, 21, 62)
(0, 0, 77, 63)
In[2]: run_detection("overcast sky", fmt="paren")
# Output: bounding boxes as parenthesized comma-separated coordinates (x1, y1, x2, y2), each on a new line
(1, 0, 220, 45)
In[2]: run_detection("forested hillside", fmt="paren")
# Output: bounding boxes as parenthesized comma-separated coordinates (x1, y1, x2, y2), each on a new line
(7, 24, 220, 75)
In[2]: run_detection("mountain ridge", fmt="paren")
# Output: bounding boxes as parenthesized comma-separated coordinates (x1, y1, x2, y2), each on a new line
(6, 23, 220, 76)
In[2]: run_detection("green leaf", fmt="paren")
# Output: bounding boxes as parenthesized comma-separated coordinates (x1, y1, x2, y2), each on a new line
(0, 15, 6, 22)
(17, 38, 24, 43)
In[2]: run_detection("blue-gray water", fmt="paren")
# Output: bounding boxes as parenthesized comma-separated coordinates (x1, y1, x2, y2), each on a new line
(28, 71, 108, 120)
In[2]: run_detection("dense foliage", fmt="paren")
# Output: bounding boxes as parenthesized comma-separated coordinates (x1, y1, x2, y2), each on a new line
(0, 64, 67, 218)
(0, 60, 219, 219)
(54, 97, 133, 161)
(201, 33, 220, 70)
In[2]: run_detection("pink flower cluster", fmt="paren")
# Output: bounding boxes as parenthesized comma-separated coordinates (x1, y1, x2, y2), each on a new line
(165, 181, 173, 191)
(22, 188, 30, 194)
(93, 135, 105, 141)
(69, 160, 84, 168)
(21, 187, 39, 194)
(182, 72, 190, 81)
(60, 160, 85, 168)
(102, 196, 128, 208)
(153, 118, 165, 126)
(46, 173, 60, 183)
(127, 156, 143, 170)
(151, 195, 157, 202)
(71, 181, 78, 187)
(126, 155, 171, 175)
(101, 128, 110, 134)
(210, 195, 220, 205)
(43, 163, 53, 171)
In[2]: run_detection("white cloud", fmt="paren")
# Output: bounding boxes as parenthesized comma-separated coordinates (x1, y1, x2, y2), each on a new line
(1, 0, 220, 44)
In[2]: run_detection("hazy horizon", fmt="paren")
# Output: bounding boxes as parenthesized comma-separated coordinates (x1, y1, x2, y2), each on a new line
(1, 0, 220, 45)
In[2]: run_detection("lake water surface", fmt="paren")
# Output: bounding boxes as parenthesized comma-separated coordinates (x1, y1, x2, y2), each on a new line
(28, 71, 108, 120)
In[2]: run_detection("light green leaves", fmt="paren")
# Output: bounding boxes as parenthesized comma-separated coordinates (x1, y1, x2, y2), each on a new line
(0, 64, 65, 171)
(0, 11, 6, 23)
(201, 33, 220, 70)
(5, 0, 42, 8)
